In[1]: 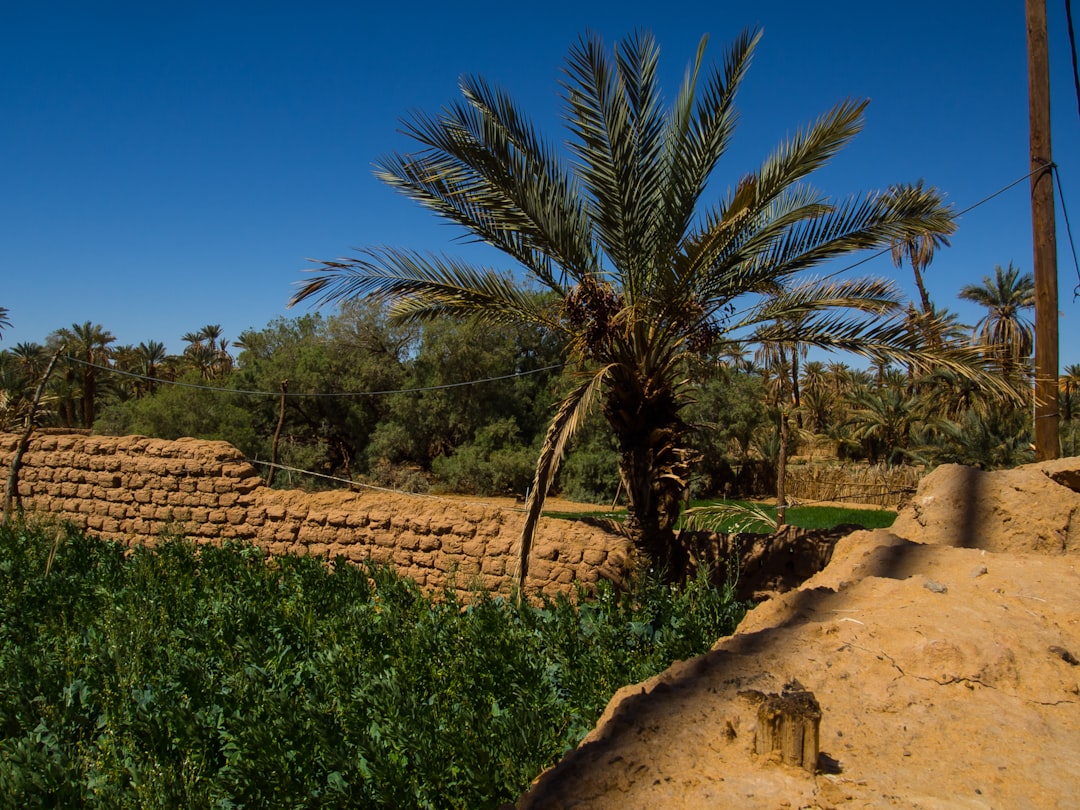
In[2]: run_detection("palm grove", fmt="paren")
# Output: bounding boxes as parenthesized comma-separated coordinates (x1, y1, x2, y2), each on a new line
(1, 31, 1069, 581)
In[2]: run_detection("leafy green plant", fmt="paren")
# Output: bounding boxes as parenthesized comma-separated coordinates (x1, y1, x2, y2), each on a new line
(0, 520, 745, 809)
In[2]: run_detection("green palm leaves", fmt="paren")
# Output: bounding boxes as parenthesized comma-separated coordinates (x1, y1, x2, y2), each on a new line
(959, 262, 1036, 373)
(292, 29, 995, 587)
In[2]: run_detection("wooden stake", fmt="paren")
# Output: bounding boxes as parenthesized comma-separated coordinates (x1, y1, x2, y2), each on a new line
(266, 379, 288, 487)
(750, 685, 822, 772)
(3, 349, 63, 524)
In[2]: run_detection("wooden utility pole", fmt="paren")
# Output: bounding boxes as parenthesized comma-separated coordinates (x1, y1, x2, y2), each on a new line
(1027, 0, 1060, 460)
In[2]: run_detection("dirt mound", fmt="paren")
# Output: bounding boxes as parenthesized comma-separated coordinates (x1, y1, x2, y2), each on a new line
(516, 458, 1080, 808)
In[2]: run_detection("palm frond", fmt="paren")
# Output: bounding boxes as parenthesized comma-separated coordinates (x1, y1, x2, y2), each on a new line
(746, 276, 904, 324)
(290, 247, 561, 330)
(562, 31, 670, 299)
(750, 309, 1021, 402)
(515, 366, 612, 593)
(375, 79, 595, 288)
(662, 29, 759, 258)
(683, 500, 777, 534)
(687, 183, 835, 304)
(685, 98, 868, 287)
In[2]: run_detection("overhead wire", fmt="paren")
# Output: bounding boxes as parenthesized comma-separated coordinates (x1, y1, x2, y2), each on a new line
(35, 165, 1076, 403)
(717, 163, 1059, 330)
(1052, 165, 1080, 300)
(1066, 0, 1080, 123)
(246, 459, 529, 512)
(62, 356, 565, 398)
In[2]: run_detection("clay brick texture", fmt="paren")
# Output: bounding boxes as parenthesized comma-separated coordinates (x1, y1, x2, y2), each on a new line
(0, 433, 631, 600)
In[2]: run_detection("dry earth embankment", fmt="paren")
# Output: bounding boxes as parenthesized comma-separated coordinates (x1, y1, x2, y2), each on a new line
(517, 458, 1080, 808)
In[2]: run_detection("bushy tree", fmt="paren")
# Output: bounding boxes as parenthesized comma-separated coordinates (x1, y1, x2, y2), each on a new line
(231, 303, 410, 476)
(94, 372, 260, 454)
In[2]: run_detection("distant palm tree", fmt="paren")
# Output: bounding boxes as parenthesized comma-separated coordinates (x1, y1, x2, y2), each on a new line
(51, 321, 116, 428)
(1061, 363, 1080, 422)
(799, 360, 829, 399)
(182, 325, 233, 379)
(843, 385, 928, 466)
(11, 342, 46, 376)
(137, 340, 168, 379)
(114, 340, 169, 396)
(888, 181, 956, 315)
(798, 385, 834, 434)
(958, 262, 1035, 375)
(0, 307, 10, 338)
(291, 29, 1001, 581)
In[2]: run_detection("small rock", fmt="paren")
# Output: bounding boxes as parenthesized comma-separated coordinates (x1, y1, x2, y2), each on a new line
(1049, 645, 1079, 666)
(971, 565, 988, 578)
(924, 579, 948, 594)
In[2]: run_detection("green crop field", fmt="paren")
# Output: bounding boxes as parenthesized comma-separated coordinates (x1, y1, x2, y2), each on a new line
(0, 520, 746, 808)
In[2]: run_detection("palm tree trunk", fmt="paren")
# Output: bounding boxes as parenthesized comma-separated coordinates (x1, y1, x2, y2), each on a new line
(605, 379, 690, 579)
(81, 367, 96, 429)
(617, 444, 687, 577)
(913, 267, 933, 315)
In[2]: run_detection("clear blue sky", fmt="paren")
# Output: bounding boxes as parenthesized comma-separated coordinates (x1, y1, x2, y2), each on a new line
(3, 0, 1079, 367)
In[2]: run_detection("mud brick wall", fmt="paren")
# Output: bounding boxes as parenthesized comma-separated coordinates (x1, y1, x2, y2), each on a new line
(0, 433, 631, 599)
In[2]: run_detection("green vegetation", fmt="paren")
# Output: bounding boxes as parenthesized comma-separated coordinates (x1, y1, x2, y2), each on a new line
(545, 501, 896, 533)
(0, 520, 745, 809)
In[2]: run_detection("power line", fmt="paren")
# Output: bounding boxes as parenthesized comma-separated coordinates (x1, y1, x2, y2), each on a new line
(247, 459, 528, 512)
(62, 356, 565, 398)
(1066, 0, 1080, 123)
(1052, 164, 1080, 300)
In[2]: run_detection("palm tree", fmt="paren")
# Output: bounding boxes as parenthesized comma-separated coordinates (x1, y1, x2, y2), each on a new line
(11, 342, 46, 377)
(958, 262, 1035, 376)
(291, 29, 1001, 582)
(0, 307, 10, 338)
(1060, 363, 1080, 422)
(137, 340, 168, 380)
(183, 324, 233, 379)
(843, 385, 929, 466)
(51, 321, 116, 428)
(113, 340, 169, 397)
(888, 181, 956, 315)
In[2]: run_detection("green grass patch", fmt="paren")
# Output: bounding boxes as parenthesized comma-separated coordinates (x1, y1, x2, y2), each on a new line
(546, 500, 896, 533)
(0, 520, 745, 809)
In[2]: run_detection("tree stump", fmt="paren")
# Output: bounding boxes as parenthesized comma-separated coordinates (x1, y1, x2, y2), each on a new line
(751, 683, 821, 772)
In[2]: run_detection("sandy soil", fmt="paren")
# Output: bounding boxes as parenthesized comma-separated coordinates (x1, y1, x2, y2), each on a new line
(514, 459, 1080, 809)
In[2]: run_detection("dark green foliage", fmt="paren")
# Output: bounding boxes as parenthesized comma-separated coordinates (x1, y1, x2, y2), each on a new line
(430, 418, 538, 497)
(0, 521, 744, 809)
(94, 372, 260, 456)
(918, 406, 1034, 470)
(686, 369, 770, 476)
(368, 315, 562, 473)
(230, 303, 413, 476)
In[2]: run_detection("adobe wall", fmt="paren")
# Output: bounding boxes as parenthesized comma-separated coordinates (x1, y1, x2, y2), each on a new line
(0, 432, 632, 600)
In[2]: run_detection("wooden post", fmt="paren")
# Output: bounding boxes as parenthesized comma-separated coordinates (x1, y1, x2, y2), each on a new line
(1027, 0, 1060, 460)
(266, 379, 288, 487)
(3, 349, 63, 525)
(776, 404, 789, 527)
(751, 686, 821, 772)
